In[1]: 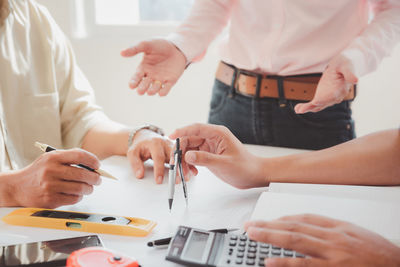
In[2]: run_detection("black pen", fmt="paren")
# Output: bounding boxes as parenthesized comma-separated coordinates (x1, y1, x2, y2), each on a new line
(147, 228, 239, 247)
(34, 142, 118, 180)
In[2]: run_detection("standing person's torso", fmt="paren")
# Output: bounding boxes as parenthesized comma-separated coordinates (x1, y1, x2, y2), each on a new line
(220, 0, 370, 75)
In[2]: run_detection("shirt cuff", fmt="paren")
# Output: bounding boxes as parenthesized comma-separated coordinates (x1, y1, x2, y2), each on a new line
(167, 33, 205, 64)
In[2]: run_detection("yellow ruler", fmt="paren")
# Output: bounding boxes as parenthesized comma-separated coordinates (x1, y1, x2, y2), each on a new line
(2, 208, 156, 237)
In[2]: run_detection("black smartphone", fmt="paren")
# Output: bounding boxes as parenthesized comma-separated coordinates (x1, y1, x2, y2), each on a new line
(0, 235, 103, 267)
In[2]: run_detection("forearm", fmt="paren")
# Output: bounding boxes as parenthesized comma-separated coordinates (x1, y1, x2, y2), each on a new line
(81, 121, 130, 160)
(0, 171, 18, 207)
(263, 129, 400, 185)
(340, 5, 400, 77)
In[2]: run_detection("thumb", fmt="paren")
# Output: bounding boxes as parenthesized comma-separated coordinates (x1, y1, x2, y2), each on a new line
(120, 41, 151, 57)
(185, 151, 221, 167)
(340, 66, 358, 84)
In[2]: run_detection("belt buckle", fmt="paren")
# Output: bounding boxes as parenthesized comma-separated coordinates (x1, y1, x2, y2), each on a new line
(234, 70, 259, 98)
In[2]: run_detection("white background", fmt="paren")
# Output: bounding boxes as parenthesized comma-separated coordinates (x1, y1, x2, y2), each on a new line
(37, 0, 400, 137)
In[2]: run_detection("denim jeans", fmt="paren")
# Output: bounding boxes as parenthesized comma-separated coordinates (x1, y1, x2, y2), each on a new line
(207, 79, 355, 150)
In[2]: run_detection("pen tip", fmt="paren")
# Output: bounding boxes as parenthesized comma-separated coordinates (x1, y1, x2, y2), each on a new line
(147, 242, 153, 247)
(168, 199, 173, 211)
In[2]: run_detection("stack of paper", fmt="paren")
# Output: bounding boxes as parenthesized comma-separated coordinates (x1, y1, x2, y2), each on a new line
(250, 183, 400, 245)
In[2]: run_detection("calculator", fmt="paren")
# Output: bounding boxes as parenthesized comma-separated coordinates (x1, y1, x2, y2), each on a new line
(166, 226, 305, 267)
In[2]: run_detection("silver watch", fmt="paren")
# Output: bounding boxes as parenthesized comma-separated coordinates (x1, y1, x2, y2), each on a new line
(128, 124, 165, 148)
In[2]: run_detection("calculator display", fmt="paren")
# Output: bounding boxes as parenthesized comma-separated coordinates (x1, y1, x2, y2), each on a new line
(184, 231, 210, 261)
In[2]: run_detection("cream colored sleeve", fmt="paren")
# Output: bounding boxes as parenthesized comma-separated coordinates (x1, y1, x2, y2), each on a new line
(40, 7, 110, 149)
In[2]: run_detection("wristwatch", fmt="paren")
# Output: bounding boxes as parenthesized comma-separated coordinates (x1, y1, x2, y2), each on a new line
(128, 124, 165, 148)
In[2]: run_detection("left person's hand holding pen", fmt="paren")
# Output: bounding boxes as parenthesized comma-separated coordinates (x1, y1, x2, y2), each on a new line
(2, 145, 102, 208)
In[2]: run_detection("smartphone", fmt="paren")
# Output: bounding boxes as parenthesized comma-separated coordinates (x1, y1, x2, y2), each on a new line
(0, 235, 103, 267)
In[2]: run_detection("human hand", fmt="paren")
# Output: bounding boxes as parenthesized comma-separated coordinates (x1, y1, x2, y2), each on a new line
(10, 149, 101, 208)
(245, 214, 400, 267)
(295, 55, 358, 114)
(127, 129, 173, 184)
(169, 123, 267, 189)
(120, 39, 187, 96)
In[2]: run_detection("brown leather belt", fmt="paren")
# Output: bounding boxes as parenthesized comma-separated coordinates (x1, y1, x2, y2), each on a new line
(215, 61, 356, 101)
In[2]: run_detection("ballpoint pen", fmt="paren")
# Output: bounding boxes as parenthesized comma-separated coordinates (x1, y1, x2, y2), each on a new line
(34, 142, 118, 180)
(147, 228, 239, 247)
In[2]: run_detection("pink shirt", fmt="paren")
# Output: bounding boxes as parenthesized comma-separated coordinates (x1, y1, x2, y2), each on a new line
(168, 0, 400, 78)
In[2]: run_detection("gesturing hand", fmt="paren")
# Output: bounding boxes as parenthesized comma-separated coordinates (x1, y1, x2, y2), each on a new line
(245, 214, 400, 267)
(121, 39, 187, 96)
(170, 123, 267, 189)
(10, 149, 101, 208)
(295, 55, 358, 114)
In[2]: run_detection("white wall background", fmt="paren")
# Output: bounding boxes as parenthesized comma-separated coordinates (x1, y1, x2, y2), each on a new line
(37, 0, 400, 137)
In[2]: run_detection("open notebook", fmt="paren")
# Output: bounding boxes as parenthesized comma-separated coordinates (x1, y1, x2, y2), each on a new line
(250, 183, 400, 246)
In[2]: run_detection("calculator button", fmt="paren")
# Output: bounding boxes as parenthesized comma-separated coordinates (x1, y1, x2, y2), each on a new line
(283, 250, 294, 257)
(236, 259, 243, 264)
(295, 252, 306, 258)
(237, 252, 245, 258)
(272, 249, 281, 255)
(229, 241, 237, 246)
(249, 241, 257, 247)
(246, 259, 255, 265)
(260, 248, 269, 254)
(230, 235, 238, 240)
(258, 260, 265, 267)
(226, 259, 231, 264)
(247, 247, 257, 253)
(247, 253, 256, 259)
(240, 236, 248, 241)
(239, 241, 246, 247)
(259, 255, 266, 260)
(272, 245, 281, 249)
(229, 250, 233, 256)
(238, 247, 245, 252)
(260, 243, 270, 249)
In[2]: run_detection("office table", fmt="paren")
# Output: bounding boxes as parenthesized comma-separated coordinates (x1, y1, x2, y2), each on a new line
(0, 144, 305, 266)
(1, 144, 396, 266)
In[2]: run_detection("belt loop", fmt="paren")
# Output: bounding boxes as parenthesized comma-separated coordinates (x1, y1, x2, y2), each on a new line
(228, 66, 238, 98)
(255, 74, 262, 99)
(277, 77, 287, 107)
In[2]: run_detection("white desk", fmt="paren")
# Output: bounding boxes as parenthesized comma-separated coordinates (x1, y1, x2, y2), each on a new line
(4, 144, 394, 266)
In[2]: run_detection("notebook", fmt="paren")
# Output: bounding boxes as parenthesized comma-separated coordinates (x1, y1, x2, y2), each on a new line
(250, 183, 400, 245)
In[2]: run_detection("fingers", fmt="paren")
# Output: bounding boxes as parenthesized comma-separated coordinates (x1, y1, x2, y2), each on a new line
(53, 180, 94, 196)
(294, 102, 325, 114)
(120, 41, 151, 57)
(244, 219, 334, 240)
(266, 257, 324, 267)
(148, 80, 163, 95)
(279, 214, 341, 228)
(137, 76, 152, 95)
(129, 70, 145, 89)
(151, 145, 167, 184)
(128, 148, 146, 179)
(184, 150, 221, 167)
(58, 165, 101, 185)
(245, 226, 328, 258)
(48, 148, 100, 170)
(170, 123, 226, 140)
(159, 81, 173, 96)
(51, 194, 83, 208)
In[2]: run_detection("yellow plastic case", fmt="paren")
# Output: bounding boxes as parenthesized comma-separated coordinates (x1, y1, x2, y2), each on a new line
(2, 208, 156, 237)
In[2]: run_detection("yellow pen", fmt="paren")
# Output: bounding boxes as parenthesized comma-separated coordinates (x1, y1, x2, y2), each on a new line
(34, 142, 118, 180)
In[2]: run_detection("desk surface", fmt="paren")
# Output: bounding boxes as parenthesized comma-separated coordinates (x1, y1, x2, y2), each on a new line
(0, 144, 366, 266)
